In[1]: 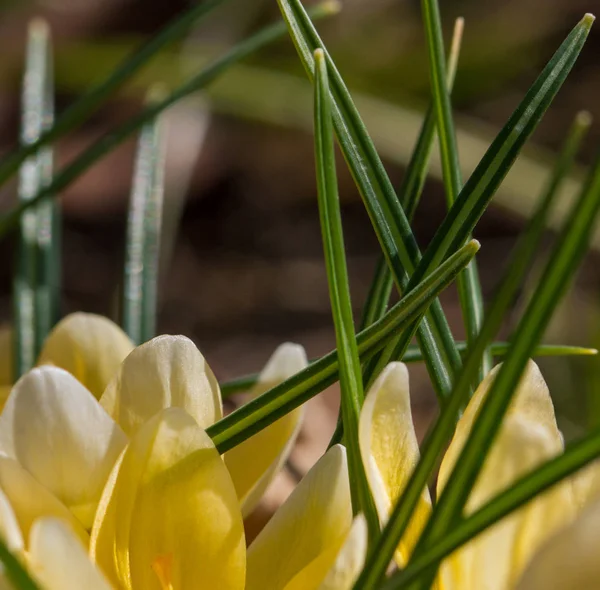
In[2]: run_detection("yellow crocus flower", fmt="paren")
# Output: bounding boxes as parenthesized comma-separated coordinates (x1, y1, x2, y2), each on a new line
(91, 407, 246, 589)
(38, 313, 135, 399)
(358, 359, 578, 589)
(0, 366, 127, 529)
(225, 342, 308, 517)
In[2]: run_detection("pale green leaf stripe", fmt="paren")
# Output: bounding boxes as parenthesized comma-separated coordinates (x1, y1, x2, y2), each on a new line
(409, 129, 600, 590)
(383, 423, 600, 589)
(277, 0, 462, 401)
(314, 49, 379, 538)
(207, 240, 479, 453)
(0, 0, 227, 190)
(421, 0, 489, 380)
(0, 3, 338, 238)
(353, 109, 592, 589)
(122, 89, 166, 344)
(220, 343, 596, 398)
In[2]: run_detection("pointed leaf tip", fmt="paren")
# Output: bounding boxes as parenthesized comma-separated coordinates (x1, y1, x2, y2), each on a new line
(583, 13, 595, 27)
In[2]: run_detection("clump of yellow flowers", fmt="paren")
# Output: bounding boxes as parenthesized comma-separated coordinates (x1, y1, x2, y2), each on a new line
(0, 312, 596, 589)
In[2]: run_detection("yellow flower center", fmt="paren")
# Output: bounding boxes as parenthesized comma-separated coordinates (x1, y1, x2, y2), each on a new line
(152, 553, 174, 590)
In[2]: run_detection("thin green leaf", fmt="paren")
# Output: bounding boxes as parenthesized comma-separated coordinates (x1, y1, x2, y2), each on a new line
(421, 0, 489, 380)
(383, 423, 600, 589)
(277, 0, 462, 402)
(329, 17, 463, 448)
(361, 12, 594, 409)
(353, 107, 592, 589)
(314, 48, 379, 539)
(0, 538, 40, 590)
(14, 19, 57, 378)
(207, 240, 479, 454)
(361, 17, 464, 333)
(220, 343, 596, 398)
(359, 17, 464, 397)
(122, 88, 167, 344)
(410, 14, 594, 290)
(0, 3, 339, 238)
(0, 0, 227, 190)
(409, 131, 600, 590)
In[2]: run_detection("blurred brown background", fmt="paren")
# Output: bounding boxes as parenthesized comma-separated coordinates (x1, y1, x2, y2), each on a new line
(0, 0, 599, 528)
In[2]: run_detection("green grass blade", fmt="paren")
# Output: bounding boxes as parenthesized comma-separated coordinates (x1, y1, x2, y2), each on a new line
(361, 12, 594, 402)
(408, 140, 600, 590)
(0, 539, 40, 590)
(277, 0, 463, 402)
(220, 343, 596, 398)
(207, 240, 479, 454)
(14, 19, 56, 377)
(360, 17, 464, 333)
(0, 0, 227, 190)
(421, 0, 489, 380)
(329, 19, 465, 450)
(383, 424, 600, 589)
(314, 49, 379, 538)
(410, 14, 594, 291)
(122, 89, 167, 344)
(0, 3, 338, 239)
(353, 108, 592, 589)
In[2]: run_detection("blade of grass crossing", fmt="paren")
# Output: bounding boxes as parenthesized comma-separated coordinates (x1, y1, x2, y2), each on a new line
(409, 14, 594, 293)
(0, 3, 339, 239)
(207, 240, 479, 453)
(221, 343, 597, 398)
(277, 0, 463, 402)
(383, 423, 600, 589)
(327, 20, 465, 449)
(352, 109, 592, 589)
(409, 142, 600, 590)
(358, 18, 465, 396)
(314, 49, 379, 540)
(0, 0, 228, 190)
(360, 13, 594, 396)
(360, 17, 464, 333)
(421, 0, 490, 381)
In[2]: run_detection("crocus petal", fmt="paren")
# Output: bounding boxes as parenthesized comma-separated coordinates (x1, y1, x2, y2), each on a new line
(29, 518, 112, 590)
(246, 444, 352, 590)
(0, 456, 87, 545)
(440, 360, 559, 490)
(359, 363, 431, 565)
(38, 313, 134, 399)
(225, 343, 307, 517)
(283, 514, 368, 590)
(91, 407, 245, 590)
(0, 367, 127, 528)
(100, 335, 222, 436)
(0, 488, 24, 555)
(515, 493, 600, 589)
(438, 415, 576, 590)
